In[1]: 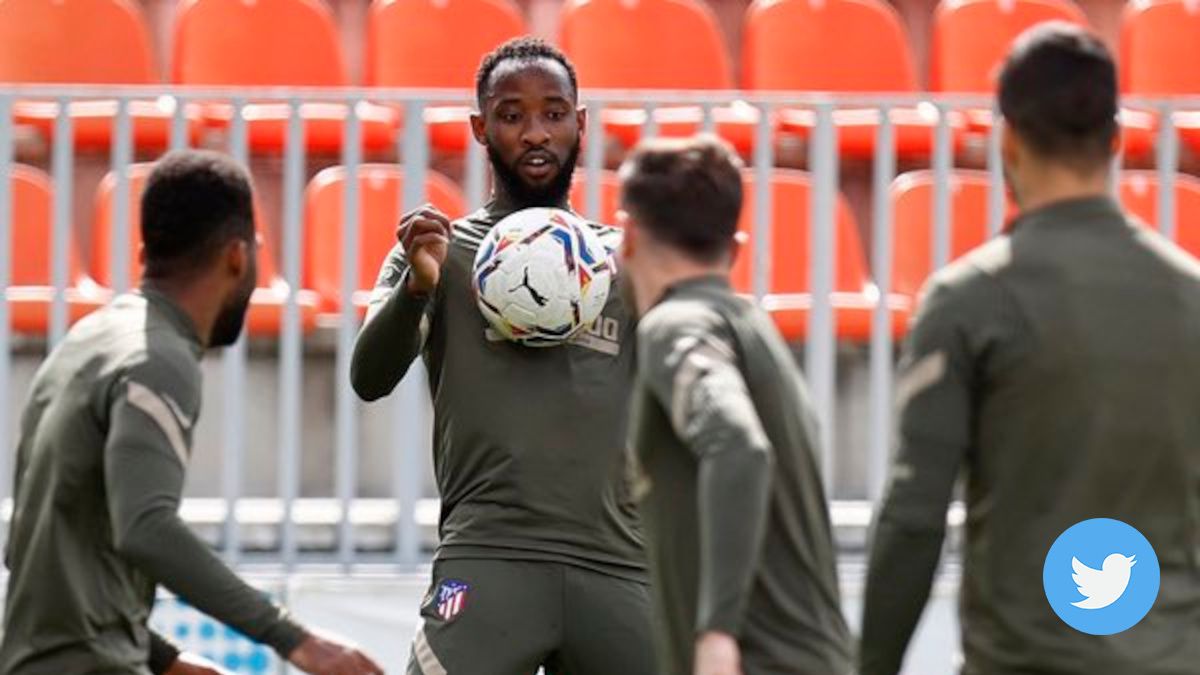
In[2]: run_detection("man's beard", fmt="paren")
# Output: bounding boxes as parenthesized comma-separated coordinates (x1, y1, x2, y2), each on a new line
(210, 261, 256, 348)
(488, 138, 581, 208)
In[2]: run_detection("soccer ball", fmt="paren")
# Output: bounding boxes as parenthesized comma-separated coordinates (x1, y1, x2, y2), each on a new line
(472, 207, 616, 347)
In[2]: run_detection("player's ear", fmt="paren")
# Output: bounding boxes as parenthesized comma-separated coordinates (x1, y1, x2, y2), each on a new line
(470, 112, 486, 145)
(576, 105, 587, 137)
(728, 231, 748, 270)
(223, 237, 250, 281)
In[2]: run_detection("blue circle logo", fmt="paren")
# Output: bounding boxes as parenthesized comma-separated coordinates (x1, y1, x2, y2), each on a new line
(1043, 518, 1160, 635)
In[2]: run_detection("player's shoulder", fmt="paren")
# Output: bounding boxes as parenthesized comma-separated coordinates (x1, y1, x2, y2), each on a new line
(919, 236, 1012, 311)
(638, 294, 729, 348)
(117, 306, 202, 394)
(1128, 216, 1200, 285)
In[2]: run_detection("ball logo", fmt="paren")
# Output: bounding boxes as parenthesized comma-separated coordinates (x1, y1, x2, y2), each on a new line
(1043, 518, 1159, 635)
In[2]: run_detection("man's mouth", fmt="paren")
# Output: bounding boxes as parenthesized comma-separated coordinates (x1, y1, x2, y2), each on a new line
(520, 153, 557, 180)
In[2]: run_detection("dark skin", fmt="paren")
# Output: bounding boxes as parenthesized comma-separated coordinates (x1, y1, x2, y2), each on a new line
(399, 58, 587, 295)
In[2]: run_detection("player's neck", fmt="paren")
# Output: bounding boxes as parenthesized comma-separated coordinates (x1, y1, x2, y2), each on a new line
(141, 278, 221, 348)
(1014, 165, 1111, 214)
(635, 258, 727, 316)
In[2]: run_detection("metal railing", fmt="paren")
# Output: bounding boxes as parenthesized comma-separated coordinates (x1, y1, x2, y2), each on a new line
(0, 85, 1195, 570)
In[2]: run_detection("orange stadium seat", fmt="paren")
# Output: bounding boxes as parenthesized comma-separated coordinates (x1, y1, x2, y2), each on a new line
(932, 0, 1154, 158)
(6, 165, 106, 333)
(0, 0, 202, 149)
(173, 0, 396, 153)
(560, 0, 757, 153)
(890, 170, 1014, 300)
(744, 0, 966, 159)
(92, 163, 320, 334)
(568, 170, 622, 226)
(891, 170, 1200, 302)
(733, 170, 908, 340)
(1121, 0, 1200, 156)
(1119, 171, 1200, 256)
(367, 0, 525, 153)
(304, 165, 467, 313)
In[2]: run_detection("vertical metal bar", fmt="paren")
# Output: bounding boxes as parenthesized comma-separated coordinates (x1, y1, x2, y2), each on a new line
(336, 100, 363, 571)
(868, 105, 895, 503)
(278, 99, 305, 569)
(111, 99, 133, 294)
(394, 101, 429, 566)
(221, 98, 248, 565)
(1157, 104, 1179, 241)
(701, 103, 716, 135)
(49, 98, 74, 347)
(584, 101, 605, 222)
(465, 119, 487, 211)
(931, 103, 952, 271)
(807, 102, 838, 491)
(987, 103, 1005, 238)
(170, 95, 189, 152)
(751, 103, 774, 300)
(642, 102, 658, 141)
(0, 96, 12, 508)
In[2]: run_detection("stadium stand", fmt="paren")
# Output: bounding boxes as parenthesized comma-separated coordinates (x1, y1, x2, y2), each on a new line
(0, 0, 202, 149)
(5, 165, 106, 334)
(890, 169, 1000, 299)
(932, 0, 1155, 157)
(366, 0, 526, 153)
(1120, 0, 1200, 156)
(559, 0, 759, 153)
(732, 170, 908, 340)
(891, 169, 1200, 304)
(91, 163, 320, 334)
(303, 164, 466, 313)
(745, 0, 966, 159)
(173, 0, 397, 152)
(1120, 170, 1200, 255)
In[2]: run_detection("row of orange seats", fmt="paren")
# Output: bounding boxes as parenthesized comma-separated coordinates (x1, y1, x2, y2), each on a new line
(1, 0, 1197, 158)
(7, 162, 1196, 340)
(579, 168, 1200, 340)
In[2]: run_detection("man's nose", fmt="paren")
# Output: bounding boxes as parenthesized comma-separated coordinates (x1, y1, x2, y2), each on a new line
(522, 117, 551, 147)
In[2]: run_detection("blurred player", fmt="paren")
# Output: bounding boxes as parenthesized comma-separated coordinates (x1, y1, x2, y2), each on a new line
(860, 23, 1200, 674)
(618, 135, 853, 675)
(351, 38, 653, 675)
(0, 150, 382, 675)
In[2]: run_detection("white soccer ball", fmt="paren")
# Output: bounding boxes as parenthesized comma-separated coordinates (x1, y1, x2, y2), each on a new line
(472, 207, 616, 347)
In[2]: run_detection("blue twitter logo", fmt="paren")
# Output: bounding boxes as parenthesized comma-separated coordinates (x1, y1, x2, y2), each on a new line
(1043, 518, 1160, 635)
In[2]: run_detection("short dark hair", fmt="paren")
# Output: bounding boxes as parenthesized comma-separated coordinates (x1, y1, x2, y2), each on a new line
(141, 150, 255, 280)
(619, 135, 744, 264)
(475, 37, 578, 108)
(998, 22, 1118, 171)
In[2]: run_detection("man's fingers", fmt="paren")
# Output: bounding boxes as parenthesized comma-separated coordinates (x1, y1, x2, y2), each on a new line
(400, 218, 450, 250)
(409, 232, 450, 252)
(400, 204, 452, 230)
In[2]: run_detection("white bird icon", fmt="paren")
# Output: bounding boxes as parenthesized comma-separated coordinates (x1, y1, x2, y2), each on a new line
(1071, 553, 1137, 610)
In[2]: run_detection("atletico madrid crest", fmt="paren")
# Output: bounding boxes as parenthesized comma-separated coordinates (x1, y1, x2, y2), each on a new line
(436, 579, 470, 622)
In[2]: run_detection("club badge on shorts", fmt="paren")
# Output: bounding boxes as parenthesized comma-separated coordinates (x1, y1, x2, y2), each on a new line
(436, 579, 470, 622)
